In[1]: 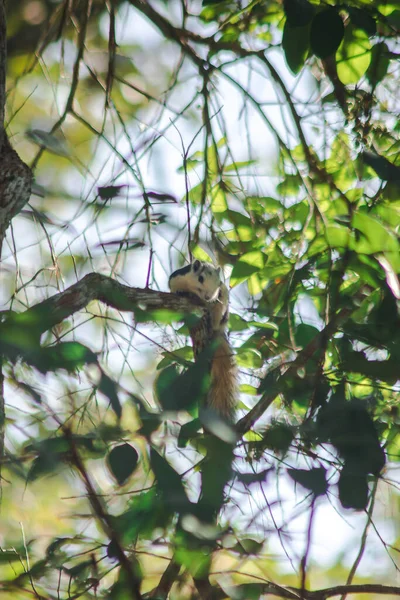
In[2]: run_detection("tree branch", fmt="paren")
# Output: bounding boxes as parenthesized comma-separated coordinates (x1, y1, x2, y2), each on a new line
(128, 0, 205, 70)
(0, 137, 33, 238)
(0, 0, 33, 492)
(148, 558, 181, 599)
(4, 272, 206, 336)
(236, 308, 352, 434)
(0, 3, 32, 236)
(0, 0, 6, 146)
(3, 273, 353, 439)
(64, 426, 143, 600)
(215, 581, 400, 600)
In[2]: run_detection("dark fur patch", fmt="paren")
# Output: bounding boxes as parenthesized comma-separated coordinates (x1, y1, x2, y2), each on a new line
(169, 264, 192, 279)
(220, 310, 229, 325)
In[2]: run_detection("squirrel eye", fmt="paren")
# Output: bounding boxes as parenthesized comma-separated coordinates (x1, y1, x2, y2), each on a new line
(198, 275, 204, 283)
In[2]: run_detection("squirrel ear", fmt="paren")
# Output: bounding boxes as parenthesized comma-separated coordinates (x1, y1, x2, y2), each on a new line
(193, 260, 201, 272)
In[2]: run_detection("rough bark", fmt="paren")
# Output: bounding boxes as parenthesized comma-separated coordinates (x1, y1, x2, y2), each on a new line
(0, 0, 33, 485)
(0, 136, 32, 237)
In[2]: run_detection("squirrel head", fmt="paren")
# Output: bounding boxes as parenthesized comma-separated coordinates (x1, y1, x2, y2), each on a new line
(169, 260, 222, 301)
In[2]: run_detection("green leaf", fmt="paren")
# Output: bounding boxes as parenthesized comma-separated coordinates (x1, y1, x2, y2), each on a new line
(178, 418, 202, 447)
(249, 320, 279, 332)
(197, 435, 234, 522)
(229, 313, 250, 332)
(236, 224, 254, 242)
(362, 151, 400, 181)
(0, 549, 24, 564)
(46, 537, 73, 558)
(248, 273, 263, 296)
(65, 559, 93, 579)
(317, 399, 386, 476)
(387, 8, 400, 27)
(98, 185, 124, 200)
(225, 209, 252, 226)
(27, 452, 65, 482)
(155, 365, 181, 410)
(283, 0, 315, 26)
(175, 547, 211, 578)
(137, 403, 161, 439)
(366, 42, 390, 85)
(295, 323, 319, 348)
(107, 444, 139, 486)
(157, 345, 193, 369)
(0, 313, 41, 352)
(37, 342, 97, 373)
(326, 224, 350, 248)
(247, 196, 282, 214)
(276, 174, 302, 196)
(26, 129, 69, 156)
(338, 468, 369, 510)
(262, 422, 294, 454)
(234, 468, 271, 485)
(230, 251, 265, 286)
(211, 185, 228, 214)
(202, 0, 229, 5)
(310, 8, 344, 59)
(336, 26, 371, 85)
(98, 371, 122, 419)
(113, 488, 171, 543)
(239, 383, 258, 396)
(352, 212, 399, 255)
(347, 7, 377, 36)
(236, 348, 263, 368)
(287, 467, 328, 496)
(155, 360, 210, 412)
(106, 540, 120, 561)
(25, 433, 108, 481)
(151, 309, 188, 325)
(288, 199, 310, 224)
(282, 22, 310, 74)
(231, 538, 264, 555)
(109, 564, 142, 599)
(230, 262, 261, 286)
(224, 160, 257, 172)
(341, 351, 399, 384)
(150, 448, 189, 510)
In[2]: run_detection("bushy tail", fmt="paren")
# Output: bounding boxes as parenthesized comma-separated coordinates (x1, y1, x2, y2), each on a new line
(207, 335, 237, 420)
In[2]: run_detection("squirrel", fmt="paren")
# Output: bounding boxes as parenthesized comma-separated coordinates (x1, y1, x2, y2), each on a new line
(169, 260, 237, 420)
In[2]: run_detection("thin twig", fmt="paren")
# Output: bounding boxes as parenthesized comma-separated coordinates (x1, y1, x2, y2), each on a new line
(340, 479, 378, 600)
(64, 426, 143, 599)
(145, 249, 154, 289)
(300, 498, 315, 598)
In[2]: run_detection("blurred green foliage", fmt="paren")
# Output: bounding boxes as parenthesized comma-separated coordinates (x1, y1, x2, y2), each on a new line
(2, 0, 400, 598)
